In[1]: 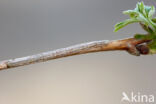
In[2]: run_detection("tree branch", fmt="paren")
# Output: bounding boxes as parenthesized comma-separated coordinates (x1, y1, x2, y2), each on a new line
(0, 38, 149, 70)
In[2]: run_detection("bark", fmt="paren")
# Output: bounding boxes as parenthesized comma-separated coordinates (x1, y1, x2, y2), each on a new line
(0, 38, 149, 70)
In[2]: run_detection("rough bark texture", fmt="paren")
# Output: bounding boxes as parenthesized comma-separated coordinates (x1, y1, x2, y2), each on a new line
(0, 38, 149, 70)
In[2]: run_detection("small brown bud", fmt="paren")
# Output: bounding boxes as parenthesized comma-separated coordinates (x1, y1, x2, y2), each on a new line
(136, 44, 149, 55)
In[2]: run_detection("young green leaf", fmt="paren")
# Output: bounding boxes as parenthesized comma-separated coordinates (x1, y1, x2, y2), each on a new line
(123, 10, 139, 18)
(114, 19, 139, 32)
(134, 34, 155, 40)
(148, 6, 155, 18)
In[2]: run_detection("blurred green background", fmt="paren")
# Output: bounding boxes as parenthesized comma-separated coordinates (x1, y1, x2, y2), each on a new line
(0, 0, 155, 104)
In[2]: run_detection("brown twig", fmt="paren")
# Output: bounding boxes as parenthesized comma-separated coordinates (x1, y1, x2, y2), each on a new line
(0, 38, 149, 70)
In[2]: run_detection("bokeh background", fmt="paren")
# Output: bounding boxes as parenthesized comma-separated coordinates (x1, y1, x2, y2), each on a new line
(0, 0, 155, 104)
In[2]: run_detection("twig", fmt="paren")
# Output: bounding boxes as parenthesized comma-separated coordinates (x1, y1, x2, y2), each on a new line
(0, 38, 149, 70)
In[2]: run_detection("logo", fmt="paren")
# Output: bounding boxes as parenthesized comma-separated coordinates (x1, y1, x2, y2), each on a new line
(121, 92, 154, 103)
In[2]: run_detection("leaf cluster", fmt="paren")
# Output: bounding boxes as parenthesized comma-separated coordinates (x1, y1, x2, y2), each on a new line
(114, 2, 156, 54)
